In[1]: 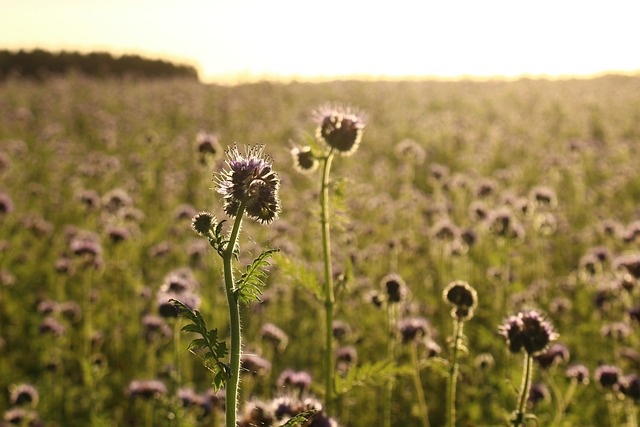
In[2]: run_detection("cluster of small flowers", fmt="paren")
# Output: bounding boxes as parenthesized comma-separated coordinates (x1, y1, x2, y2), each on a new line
(594, 365, 640, 400)
(276, 369, 313, 394)
(2, 384, 42, 427)
(499, 310, 558, 355)
(36, 298, 82, 339)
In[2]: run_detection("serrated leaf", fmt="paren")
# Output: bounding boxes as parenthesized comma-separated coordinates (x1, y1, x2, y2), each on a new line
(181, 324, 201, 333)
(235, 248, 279, 305)
(171, 298, 229, 390)
(273, 252, 322, 300)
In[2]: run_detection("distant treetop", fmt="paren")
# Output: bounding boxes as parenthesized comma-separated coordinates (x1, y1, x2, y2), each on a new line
(0, 49, 199, 81)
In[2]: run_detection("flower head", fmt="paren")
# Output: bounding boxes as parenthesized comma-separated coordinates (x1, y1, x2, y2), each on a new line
(191, 211, 217, 237)
(290, 142, 318, 173)
(380, 273, 407, 304)
(397, 317, 431, 343)
(217, 144, 280, 225)
(499, 310, 557, 355)
(594, 365, 621, 390)
(443, 280, 478, 320)
(315, 105, 365, 156)
(565, 364, 590, 384)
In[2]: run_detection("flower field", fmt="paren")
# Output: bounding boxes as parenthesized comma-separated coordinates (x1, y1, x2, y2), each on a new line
(1, 74, 639, 426)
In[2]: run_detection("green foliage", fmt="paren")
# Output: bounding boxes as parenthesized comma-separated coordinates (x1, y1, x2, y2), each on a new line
(171, 299, 230, 391)
(273, 252, 322, 300)
(335, 360, 400, 396)
(278, 410, 319, 427)
(234, 248, 279, 305)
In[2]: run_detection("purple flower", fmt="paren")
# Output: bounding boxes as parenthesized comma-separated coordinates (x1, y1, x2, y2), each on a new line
(499, 310, 557, 355)
(217, 144, 280, 225)
(594, 365, 621, 390)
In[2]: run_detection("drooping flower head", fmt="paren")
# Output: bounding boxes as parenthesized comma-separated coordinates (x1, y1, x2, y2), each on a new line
(315, 104, 365, 156)
(499, 310, 557, 355)
(216, 144, 280, 225)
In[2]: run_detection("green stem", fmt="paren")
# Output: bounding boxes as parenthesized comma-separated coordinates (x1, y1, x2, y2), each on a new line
(321, 149, 336, 416)
(410, 341, 431, 427)
(606, 392, 619, 427)
(513, 353, 534, 427)
(447, 319, 464, 427)
(223, 202, 246, 427)
(626, 400, 638, 427)
(383, 303, 397, 427)
(546, 371, 565, 426)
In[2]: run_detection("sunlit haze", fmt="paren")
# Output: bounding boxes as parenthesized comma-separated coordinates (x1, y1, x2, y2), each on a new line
(2, 0, 639, 83)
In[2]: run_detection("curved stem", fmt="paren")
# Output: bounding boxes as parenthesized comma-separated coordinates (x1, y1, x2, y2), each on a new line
(513, 353, 534, 427)
(447, 319, 464, 427)
(321, 149, 336, 415)
(223, 203, 246, 427)
(410, 341, 431, 427)
(545, 371, 565, 426)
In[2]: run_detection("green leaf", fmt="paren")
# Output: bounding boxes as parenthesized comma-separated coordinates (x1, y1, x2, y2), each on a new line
(278, 410, 319, 427)
(273, 252, 322, 300)
(235, 248, 279, 305)
(170, 298, 229, 390)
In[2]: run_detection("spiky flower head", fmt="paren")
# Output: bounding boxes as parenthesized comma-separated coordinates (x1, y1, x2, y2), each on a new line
(499, 310, 557, 355)
(443, 280, 478, 320)
(191, 211, 217, 237)
(290, 142, 318, 173)
(216, 144, 280, 225)
(315, 104, 365, 156)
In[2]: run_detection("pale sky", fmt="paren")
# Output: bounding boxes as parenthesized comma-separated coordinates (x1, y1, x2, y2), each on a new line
(1, 0, 639, 83)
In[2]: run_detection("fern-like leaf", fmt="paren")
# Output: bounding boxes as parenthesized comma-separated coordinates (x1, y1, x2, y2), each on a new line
(335, 360, 399, 396)
(171, 299, 229, 391)
(273, 252, 322, 300)
(234, 248, 279, 305)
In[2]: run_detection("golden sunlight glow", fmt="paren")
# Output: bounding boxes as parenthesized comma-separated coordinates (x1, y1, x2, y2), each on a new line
(1, 0, 639, 83)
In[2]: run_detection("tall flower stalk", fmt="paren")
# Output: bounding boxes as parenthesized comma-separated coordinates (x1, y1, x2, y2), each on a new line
(320, 147, 337, 415)
(499, 310, 558, 427)
(443, 280, 478, 427)
(174, 144, 280, 427)
(293, 105, 364, 416)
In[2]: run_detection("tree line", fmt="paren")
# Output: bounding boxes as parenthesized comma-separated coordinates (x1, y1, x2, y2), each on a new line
(0, 49, 199, 81)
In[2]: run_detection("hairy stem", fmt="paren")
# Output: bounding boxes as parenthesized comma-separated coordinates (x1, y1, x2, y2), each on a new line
(410, 340, 431, 427)
(223, 203, 246, 427)
(513, 353, 534, 427)
(321, 149, 336, 415)
(446, 319, 464, 427)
